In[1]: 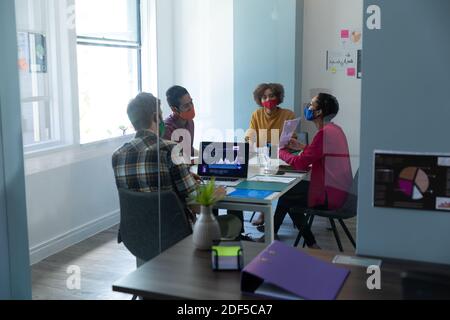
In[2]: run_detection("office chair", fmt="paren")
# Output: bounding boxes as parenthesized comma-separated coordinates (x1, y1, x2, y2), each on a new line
(292, 171, 359, 252)
(118, 188, 192, 265)
(117, 189, 192, 299)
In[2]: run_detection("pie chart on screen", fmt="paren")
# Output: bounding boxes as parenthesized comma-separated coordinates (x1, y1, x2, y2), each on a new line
(398, 167, 430, 200)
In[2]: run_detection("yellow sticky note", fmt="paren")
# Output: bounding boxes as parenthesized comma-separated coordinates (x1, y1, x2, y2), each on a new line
(212, 246, 241, 257)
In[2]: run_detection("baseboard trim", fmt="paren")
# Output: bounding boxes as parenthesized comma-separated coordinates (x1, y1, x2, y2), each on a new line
(30, 210, 120, 265)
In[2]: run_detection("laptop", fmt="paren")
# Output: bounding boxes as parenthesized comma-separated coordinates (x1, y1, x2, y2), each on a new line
(197, 142, 249, 186)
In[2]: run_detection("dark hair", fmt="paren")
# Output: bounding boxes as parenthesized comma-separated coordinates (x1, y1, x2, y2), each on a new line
(127, 92, 160, 131)
(316, 93, 339, 118)
(166, 85, 189, 109)
(253, 83, 285, 107)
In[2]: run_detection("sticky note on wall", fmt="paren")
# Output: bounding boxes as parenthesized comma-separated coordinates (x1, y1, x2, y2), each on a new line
(347, 68, 356, 77)
(341, 29, 350, 39)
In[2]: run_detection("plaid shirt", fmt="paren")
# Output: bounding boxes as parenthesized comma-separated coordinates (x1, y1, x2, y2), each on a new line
(112, 130, 197, 205)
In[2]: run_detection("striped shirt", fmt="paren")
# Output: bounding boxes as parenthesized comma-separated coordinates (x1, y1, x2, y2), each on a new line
(112, 130, 197, 205)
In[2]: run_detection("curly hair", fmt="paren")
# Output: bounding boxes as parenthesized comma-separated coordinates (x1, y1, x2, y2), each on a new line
(253, 83, 285, 107)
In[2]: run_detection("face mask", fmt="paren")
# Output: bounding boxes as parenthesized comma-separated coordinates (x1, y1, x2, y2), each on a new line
(262, 99, 278, 110)
(159, 121, 166, 137)
(179, 106, 196, 121)
(304, 105, 316, 121)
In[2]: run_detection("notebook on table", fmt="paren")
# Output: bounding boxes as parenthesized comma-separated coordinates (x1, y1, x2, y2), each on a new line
(228, 189, 274, 200)
(235, 181, 287, 192)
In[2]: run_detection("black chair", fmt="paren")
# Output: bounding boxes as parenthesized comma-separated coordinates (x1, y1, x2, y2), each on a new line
(118, 189, 192, 267)
(292, 171, 359, 252)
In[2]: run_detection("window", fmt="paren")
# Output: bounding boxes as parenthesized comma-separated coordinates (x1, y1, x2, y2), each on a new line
(75, 0, 142, 144)
(16, 0, 61, 151)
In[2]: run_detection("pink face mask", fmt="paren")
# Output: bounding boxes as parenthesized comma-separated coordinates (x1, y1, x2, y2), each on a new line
(179, 106, 196, 121)
(262, 99, 278, 110)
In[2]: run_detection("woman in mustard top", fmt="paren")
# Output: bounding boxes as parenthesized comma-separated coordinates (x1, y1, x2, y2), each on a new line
(245, 83, 296, 226)
(245, 83, 296, 148)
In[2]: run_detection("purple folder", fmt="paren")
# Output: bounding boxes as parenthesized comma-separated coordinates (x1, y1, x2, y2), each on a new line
(241, 241, 350, 300)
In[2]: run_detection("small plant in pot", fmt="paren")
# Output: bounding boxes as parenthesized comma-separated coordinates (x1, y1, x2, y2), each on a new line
(190, 178, 226, 250)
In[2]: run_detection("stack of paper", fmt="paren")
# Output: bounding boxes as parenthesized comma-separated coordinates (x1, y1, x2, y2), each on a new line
(280, 118, 301, 148)
(248, 175, 296, 184)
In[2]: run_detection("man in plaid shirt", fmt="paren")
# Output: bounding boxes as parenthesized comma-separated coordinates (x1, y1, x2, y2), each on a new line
(112, 92, 199, 222)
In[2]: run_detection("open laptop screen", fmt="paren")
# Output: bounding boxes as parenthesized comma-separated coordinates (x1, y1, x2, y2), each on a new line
(198, 142, 249, 178)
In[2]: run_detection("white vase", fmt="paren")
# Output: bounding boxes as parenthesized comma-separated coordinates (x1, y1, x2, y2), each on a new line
(192, 206, 221, 251)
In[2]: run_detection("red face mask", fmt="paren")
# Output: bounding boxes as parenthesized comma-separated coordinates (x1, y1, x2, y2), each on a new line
(262, 99, 278, 110)
(179, 106, 196, 121)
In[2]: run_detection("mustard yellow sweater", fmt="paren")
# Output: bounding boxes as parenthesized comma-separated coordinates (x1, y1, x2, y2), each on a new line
(246, 107, 296, 147)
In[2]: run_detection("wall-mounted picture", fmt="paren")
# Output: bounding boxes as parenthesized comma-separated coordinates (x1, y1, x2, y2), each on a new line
(29, 32, 47, 73)
(17, 31, 47, 73)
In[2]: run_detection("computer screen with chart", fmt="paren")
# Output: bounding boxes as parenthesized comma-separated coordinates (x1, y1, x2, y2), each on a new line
(198, 142, 249, 178)
(374, 151, 450, 212)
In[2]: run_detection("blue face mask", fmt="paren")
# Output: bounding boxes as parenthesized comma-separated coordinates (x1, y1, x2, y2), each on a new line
(304, 105, 316, 121)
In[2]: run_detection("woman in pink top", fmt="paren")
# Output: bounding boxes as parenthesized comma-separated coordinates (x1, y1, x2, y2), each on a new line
(274, 93, 353, 249)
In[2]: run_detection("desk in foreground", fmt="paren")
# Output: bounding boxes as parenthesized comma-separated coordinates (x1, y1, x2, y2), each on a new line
(113, 236, 450, 300)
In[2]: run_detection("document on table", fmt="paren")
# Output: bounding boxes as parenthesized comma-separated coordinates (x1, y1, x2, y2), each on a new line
(280, 118, 301, 148)
(248, 175, 296, 184)
(332, 255, 382, 268)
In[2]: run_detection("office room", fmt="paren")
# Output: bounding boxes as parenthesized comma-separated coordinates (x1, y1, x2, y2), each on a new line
(1, 0, 450, 303)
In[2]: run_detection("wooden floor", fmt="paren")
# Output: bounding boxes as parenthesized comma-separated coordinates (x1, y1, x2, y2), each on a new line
(31, 212, 356, 300)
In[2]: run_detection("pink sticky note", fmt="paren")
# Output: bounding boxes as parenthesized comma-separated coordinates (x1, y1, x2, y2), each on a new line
(341, 29, 350, 39)
(347, 68, 356, 77)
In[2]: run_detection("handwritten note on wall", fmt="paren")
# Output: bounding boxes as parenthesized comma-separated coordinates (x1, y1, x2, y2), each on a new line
(326, 28, 363, 79)
(327, 50, 357, 73)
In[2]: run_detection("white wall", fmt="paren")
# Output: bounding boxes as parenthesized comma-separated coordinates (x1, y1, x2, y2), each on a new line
(154, 0, 174, 112)
(302, 0, 363, 173)
(171, 0, 234, 147)
(233, 0, 298, 135)
(25, 141, 125, 264)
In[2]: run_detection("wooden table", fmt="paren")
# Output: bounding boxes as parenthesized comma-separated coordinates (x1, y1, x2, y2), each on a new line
(113, 236, 450, 300)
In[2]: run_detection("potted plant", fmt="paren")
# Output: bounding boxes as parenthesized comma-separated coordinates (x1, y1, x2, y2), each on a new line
(190, 179, 226, 250)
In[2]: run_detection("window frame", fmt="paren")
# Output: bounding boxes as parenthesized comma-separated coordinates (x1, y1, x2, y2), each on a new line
(22, 0, 157, 159)
(75, 0, 143, 145)
(18, 0, 64, 154)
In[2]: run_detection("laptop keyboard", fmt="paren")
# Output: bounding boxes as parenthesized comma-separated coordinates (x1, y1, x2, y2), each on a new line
(202, 177, 240, 182)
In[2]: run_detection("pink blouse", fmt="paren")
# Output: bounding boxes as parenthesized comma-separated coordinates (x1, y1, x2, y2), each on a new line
(279, 123, 353, 209)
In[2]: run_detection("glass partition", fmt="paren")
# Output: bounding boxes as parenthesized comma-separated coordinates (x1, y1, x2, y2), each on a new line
(14, 0, 163, 300)
(13, 0, 362, 300)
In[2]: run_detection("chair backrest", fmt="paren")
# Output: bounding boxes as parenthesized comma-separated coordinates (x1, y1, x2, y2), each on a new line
(118, 189, 192, 262)
(339, 170, 359, 216)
